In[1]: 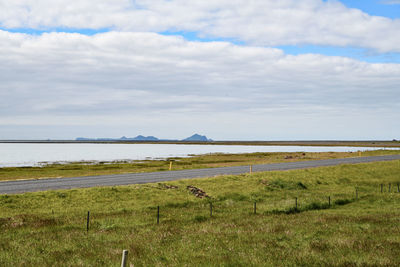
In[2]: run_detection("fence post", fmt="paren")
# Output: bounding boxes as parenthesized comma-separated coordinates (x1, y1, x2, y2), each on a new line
(328, 196, 331, 207)
(210, 202, 213, 217)
(295, 197, 298, 210)
(157, 206, 160, 224)
(397, 183, 400, 193)
(169, 161, 172, 171)
(389, 183, 391, 193)
(121, 250, 128, 267)
(86, 211, 90, 233)
(254, 202, 257, 214)
(355, 188, 358, 200)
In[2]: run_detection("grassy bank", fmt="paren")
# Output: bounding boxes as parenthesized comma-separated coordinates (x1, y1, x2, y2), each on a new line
(1, 150, 399, 181)
(1, 160, 400, 266)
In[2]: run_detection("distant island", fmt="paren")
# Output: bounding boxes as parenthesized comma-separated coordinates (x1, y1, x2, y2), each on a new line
(182, 134, 212, 141)
(76, 133, 213, 142)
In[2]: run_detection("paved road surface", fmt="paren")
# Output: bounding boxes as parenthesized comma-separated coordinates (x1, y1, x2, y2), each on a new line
(1, 155, 399, 194)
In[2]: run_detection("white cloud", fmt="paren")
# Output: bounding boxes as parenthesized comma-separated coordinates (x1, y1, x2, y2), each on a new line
(1, 0, 400, 52)
(0, 30, 399, 139)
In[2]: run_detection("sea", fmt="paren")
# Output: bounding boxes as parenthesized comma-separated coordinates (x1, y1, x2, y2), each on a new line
(0, 143, 398, 167)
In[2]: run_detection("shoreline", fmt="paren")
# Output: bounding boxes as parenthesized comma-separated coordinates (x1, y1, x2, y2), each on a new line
(1, 146, 400, 168)
(1, 150, 399, 182)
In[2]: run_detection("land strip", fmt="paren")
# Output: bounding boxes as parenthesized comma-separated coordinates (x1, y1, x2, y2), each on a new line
(1, 154, 400, 194)
(1, 139, 400, 147)
(1, 150, 399, 182)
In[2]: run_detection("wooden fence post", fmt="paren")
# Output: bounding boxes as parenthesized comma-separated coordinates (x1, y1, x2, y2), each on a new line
(86, 211, 90, 233)
(157, 206, 160, 224)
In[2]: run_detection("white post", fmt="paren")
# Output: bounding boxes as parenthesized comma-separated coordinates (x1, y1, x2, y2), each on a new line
(121, 250, 128, 267)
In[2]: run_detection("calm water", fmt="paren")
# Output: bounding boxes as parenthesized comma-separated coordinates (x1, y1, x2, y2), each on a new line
(0, 143, 398, 167)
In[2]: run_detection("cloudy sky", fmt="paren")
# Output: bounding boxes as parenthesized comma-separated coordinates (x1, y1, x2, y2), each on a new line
(0, 0, 399, 140)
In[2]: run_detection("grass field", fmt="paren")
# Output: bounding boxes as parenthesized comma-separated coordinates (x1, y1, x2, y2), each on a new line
(1, 150, 399, 182)
(1, 159, 400, 266)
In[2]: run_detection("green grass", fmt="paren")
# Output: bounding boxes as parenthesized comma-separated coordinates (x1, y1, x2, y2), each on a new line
(1, 160, 400, 266)
(1, 149, 399, 181)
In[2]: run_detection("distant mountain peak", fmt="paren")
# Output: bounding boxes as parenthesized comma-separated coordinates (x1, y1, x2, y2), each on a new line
(76, 135, 159, 141)
(182, 134, 212, 142)
(133, 135, 158, 141)
(76, 134, 211, 142)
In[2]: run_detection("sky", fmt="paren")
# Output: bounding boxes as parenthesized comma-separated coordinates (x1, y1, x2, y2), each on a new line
(0, 0, 399, 140)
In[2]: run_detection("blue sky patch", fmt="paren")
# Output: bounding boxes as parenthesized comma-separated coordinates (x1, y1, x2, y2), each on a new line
(159, 31, 245, 45)
(278, 45, 400, 63)
(1, 27, 110, 36)
(339, 0, 400, 19)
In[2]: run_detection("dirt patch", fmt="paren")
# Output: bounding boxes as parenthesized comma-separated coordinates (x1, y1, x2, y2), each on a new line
(0, 215, 59, 228)
(187, 185, 210, 198)
(284, 153, 306, 159)
(0, 217, 12, 228)
(158, 183, 178, 189)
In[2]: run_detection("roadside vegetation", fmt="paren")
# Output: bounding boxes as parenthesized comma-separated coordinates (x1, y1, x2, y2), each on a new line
(1, 160, 400, 266)
(0, 150, 399, 181)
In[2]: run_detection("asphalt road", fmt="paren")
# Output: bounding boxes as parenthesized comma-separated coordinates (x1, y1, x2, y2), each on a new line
(1, 154, 399, 194)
